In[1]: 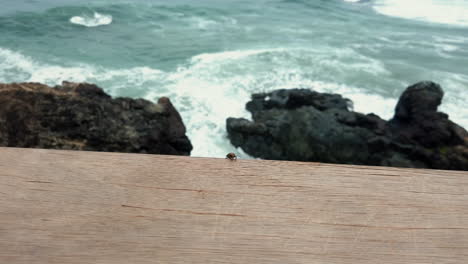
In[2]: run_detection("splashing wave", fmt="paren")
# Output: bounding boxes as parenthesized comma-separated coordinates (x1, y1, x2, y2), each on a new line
(70, 12, 112, 27)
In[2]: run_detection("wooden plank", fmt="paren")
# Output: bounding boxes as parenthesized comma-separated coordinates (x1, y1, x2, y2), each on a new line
(0, 147, 467, 264)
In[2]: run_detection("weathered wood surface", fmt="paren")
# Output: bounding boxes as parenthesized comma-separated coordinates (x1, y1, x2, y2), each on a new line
(0, 147, 467, 264)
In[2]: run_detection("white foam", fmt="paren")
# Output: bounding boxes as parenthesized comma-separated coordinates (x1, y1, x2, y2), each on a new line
(70, 12, 112, 27)
(149, 48, 468, 157)
(185, 16, 238, 30)
(1, 47, 467, 158)
(189, 17, 217, 29)
(144, 48, 400, 157)
(434, 73, 468, 127)
(0, 47, 163, 87)
(373, 0, 468, 27)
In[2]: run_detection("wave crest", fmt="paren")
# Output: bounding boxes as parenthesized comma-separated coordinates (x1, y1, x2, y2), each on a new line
(1, 47, 467, 158)
(70, 12, 112, 27)
(373, 0, 468, 27)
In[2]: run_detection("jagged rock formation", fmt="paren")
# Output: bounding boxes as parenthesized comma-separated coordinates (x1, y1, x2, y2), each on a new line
(0, 81, 192, 155)
(227, 81, 468, 170)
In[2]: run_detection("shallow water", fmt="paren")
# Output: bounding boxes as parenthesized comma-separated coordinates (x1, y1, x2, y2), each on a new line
(1, 0, 467, 157)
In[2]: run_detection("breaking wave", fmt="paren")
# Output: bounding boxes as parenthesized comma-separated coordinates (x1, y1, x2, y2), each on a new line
(373, 0, 468, 27)
(1, 44, 467, 157)
(70, 12, 112, 27)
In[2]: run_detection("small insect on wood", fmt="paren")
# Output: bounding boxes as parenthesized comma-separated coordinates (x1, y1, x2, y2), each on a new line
(226, 152, 237, 161)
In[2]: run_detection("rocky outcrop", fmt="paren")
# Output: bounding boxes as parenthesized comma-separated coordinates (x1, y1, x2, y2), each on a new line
(0, 82, 192, 155)
(227, 81, 468, 170)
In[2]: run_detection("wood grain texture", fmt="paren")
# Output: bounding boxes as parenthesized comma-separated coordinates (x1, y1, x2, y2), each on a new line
(0, 147, 467, 264)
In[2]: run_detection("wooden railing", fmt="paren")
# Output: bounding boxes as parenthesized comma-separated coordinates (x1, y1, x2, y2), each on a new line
(1, 147, 467, 263)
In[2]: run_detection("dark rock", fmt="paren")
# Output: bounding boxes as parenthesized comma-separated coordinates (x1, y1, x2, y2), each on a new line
(227, 81, 468, 170)
(389, 81, 466, 148)
(393, 81, 443, 120)
(246, 88, 351, 113)
(0, 82, 193, 155)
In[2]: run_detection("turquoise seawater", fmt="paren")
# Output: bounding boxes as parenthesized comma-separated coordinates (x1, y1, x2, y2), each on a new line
(1, 0, 467, 157)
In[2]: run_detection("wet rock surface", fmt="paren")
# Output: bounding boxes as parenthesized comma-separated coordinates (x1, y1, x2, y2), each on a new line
(0, 82, 192, 155)
(227, 81, 468, 170)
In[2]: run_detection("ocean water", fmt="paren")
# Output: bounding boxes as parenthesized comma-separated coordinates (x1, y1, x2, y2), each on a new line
(0, 0, 467, 157)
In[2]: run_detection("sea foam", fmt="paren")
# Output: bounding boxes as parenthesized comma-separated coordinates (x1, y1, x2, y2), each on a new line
(145, 48, 403, 158)
(70, 12, 112, 27)
(1, 47, 467, 158)
(373, 0, 468, 27)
